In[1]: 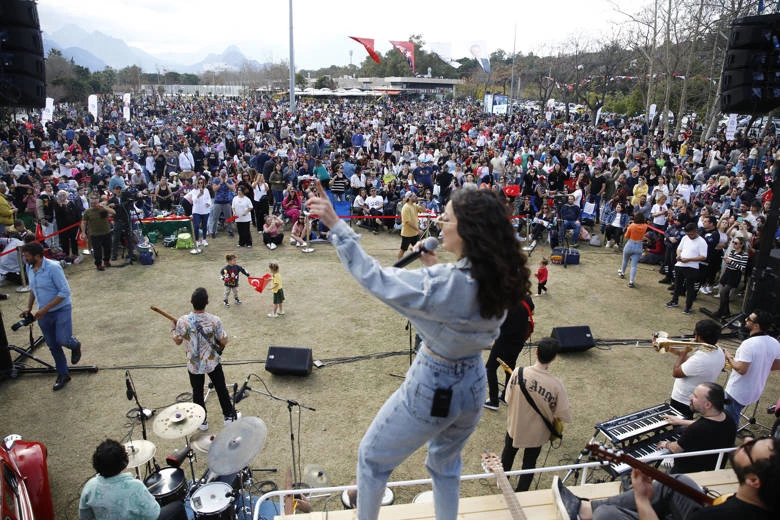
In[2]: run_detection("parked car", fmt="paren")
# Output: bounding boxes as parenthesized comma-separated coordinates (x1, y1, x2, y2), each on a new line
(1, 434, 54, 520)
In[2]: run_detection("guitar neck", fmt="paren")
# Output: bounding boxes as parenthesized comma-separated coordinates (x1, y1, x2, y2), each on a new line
(493, 468, 527, 520)
(586, 443, 714, 506)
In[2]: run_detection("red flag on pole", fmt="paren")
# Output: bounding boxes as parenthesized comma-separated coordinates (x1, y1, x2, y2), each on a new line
(349, 36, 381, 63)
(225, 215, 238, 223)
(247, 273, 273, 293)
(389, 41, 415, 73)
(77, 228, 88, 249)
(35, 223, 44, 242)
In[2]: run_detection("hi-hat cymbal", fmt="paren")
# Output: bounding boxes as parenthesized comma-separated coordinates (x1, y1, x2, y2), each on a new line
(207, 417, 267, 475)
(153, 402, 206, 440)
(303, 464, 329, 487)
(124, 439, 156, 468)
(190, 432, 218, 454)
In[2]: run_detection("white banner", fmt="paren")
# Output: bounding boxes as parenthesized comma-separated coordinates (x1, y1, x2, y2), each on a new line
(41, 97, 54, 123)
(87, 95, 98, 120)
(726, 113, 738, 141)
(123, 93, 131, 105)
(648, 103, 657, 122)
(123, 106, 131, 122)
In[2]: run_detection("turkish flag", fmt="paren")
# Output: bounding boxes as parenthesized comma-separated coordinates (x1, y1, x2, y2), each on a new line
(248, 273, 273, 293)
(35, 223, 45, 242)
(349, 36, 381, 63)
(225, 215, 238, 223)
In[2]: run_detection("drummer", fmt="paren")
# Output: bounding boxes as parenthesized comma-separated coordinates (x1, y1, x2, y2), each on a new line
(79, 438, 186, 519)
(172, 287, 239, 430)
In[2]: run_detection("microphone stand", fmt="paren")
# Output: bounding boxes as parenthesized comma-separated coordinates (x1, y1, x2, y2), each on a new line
(246, 386, 315, 486)
(126, 371, 159, 475)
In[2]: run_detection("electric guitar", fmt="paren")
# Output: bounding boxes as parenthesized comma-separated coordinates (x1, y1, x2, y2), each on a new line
(586, 443, 717, 506)
(480, 451, 527, 520)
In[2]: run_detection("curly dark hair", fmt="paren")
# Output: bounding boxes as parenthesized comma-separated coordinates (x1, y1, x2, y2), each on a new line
(451, 188, 531, 319)
(92, 439, 129, 477)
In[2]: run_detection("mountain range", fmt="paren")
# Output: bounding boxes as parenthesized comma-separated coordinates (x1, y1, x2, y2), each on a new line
(42, 24, 271, 74)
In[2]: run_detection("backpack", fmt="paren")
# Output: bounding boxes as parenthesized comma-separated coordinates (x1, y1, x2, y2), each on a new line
(521, 299, 534, 340)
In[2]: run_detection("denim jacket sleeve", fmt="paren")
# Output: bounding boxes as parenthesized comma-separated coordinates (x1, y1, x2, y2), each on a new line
(327, 220, 503, 358)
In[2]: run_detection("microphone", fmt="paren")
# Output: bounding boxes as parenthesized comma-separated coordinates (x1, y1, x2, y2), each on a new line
(125, 371, 134, 401)
(393, 236, 439, 268)
(235, 375, 251, 404)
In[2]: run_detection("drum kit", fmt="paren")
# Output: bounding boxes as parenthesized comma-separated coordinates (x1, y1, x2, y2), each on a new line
(124, 402, 270, 520)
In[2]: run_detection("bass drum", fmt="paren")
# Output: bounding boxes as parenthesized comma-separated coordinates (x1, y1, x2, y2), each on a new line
(190, 482, 234, 519)
(144, 467, 186, 505)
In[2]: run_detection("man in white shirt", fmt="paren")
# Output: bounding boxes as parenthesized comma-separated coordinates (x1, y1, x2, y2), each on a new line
(349, 169, 366, 192)
(666, 223, 708, 314)
(178, 146, 195, 172)
(723, 310, 780, 424)
(664, 319, 726, 418)
(365, 187, 385, 233)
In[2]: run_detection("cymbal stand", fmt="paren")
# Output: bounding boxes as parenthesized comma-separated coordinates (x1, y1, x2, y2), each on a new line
(125, 370, 159, 476)
(247, 385, 315, 486)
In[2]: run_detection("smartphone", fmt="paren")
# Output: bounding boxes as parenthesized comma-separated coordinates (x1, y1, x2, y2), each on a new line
(431, 388, 452, 418)
(737, 217, 743, 222)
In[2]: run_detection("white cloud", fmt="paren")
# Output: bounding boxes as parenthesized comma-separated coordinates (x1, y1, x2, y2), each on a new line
(38, 0, 649, 70)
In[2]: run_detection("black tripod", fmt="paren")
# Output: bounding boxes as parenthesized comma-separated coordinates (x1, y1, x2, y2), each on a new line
(552, 195, 571, 268)
(0, 312, 98, 381)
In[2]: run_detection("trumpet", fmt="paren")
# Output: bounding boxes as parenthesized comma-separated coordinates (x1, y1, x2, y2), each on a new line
(652, 331, 732, 371)
(652, 331, 719, 353)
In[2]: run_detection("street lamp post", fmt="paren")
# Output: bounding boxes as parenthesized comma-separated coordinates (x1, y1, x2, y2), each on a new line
(289, 0, 296, 113)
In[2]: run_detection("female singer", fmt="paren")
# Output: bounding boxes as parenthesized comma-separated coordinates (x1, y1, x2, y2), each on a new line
(306, 183, 530, 520)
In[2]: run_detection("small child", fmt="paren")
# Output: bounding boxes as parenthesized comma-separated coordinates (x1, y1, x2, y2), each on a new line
(267, 262, 285, 317)
(535, 258, 549, 296)
(221, 254, 249, 307)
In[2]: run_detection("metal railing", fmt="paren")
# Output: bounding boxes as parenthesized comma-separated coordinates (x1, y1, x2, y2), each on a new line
(252, 446, 736, 519)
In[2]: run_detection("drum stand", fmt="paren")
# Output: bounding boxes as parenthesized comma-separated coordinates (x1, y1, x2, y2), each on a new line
(246, 386, 315, 487)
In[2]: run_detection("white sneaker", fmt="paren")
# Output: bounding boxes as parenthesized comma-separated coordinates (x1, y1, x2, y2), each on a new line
(202, 239, 208, 247)
(301, 242, 308, 248)
(190, 248, 202, 255)
(224, 411, 242, 425)
(267, 313, 278, 318)
(198, 420, 208, 431)
(618, 270, 624, 278)
(267, 243, 273, 250)
(270, 243, 277, 250)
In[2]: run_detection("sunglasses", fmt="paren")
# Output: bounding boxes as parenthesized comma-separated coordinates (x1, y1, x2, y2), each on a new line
(741, 435, 772, 464)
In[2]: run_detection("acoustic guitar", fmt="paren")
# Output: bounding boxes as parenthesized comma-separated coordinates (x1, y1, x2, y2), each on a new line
(480, 451, 527, 520)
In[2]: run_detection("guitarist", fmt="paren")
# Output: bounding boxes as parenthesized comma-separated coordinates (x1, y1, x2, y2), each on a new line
(552, 436, 780, 519)
(502, 337, 571, 492)
(171, 287, 238, 431)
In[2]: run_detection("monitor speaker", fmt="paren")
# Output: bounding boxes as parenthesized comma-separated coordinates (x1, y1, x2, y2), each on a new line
(551, 325, 595, 353)
(265, 346, 313, 376)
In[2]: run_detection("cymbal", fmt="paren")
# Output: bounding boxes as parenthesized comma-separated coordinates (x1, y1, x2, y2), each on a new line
(303, 464, 329, 487)
(153, 402, 206, 440)
(124, 439, 156, 469)
(190, 432, 218, 454)
(208, 416, 267, 475)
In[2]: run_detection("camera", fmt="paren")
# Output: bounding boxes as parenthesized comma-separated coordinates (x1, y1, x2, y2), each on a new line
(11, 312, 35, 331)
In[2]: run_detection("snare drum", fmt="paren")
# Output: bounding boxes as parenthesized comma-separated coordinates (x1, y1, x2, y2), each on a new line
(190, 482, 234, 519)
(144, 467, 186, 505)
(340, 487, 394, 509)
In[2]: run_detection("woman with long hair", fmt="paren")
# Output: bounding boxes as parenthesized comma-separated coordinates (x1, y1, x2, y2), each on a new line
(619, 213, 649, 288)
(307, 183, 530, 520)
(251, 171, 270, 232)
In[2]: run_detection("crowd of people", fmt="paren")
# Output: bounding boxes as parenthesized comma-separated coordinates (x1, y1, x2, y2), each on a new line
(1, 92, 779, 519)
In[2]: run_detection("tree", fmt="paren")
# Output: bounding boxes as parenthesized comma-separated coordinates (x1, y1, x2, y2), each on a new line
(314, 76, 336, 89)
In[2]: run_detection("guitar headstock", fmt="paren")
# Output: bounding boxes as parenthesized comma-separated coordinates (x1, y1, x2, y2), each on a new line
(481, 451, 503, 474)
(586, 443, 625, 465)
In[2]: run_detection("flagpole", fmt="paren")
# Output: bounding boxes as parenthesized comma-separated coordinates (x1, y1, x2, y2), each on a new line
(288, 0, 296, 113)
(509, 24, 517, 118)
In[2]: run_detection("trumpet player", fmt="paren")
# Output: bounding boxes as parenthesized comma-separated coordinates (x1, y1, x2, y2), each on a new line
(666, 319, 725, 419)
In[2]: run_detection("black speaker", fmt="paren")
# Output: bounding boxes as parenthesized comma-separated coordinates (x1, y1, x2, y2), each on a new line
(721, 13, 780, 114)
(265, 346, 313, 376)
(551, 325, 595, 353)
(0, 1, 45, 108)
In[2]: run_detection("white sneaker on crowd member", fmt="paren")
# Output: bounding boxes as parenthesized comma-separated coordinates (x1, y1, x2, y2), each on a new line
(270, 243, 277, 250)
(290, 238, 296, 245)
(267, 313, 278, 318)
(202, 239, 208, 247)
